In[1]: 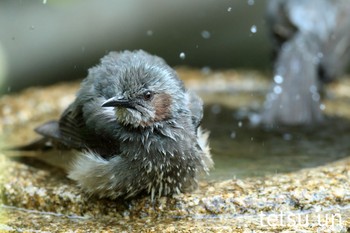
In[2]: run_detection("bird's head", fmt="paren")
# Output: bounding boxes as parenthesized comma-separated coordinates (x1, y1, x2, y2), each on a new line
(101, 86, 174, 128)
(95, 50, 188, 128)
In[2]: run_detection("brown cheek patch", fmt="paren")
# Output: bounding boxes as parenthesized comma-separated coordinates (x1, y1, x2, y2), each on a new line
(153, 93, 172, 122)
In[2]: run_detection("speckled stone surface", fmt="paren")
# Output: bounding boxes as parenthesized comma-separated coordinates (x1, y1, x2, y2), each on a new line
(1, 153, 350, 232)
(1, 69, 350, 232)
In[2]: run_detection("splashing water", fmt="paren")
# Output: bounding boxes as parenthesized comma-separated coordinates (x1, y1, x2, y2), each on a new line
(250, 25, 257, 34)
(247, 0, 255, 6)
(146, 30, 153, 36)
(274, 75, 284, 84)
(273, 85, 283, 95)
(179, 52, 186, 60)
(201, 30, 211, 39)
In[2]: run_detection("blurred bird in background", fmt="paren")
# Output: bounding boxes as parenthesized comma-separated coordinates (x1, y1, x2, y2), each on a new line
(261, 0, 350, 125)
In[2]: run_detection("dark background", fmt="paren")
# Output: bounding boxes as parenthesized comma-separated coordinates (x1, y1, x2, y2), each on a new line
(0, 0, 270, 94)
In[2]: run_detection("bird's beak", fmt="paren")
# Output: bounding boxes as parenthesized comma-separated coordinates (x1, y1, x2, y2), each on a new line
(101, 97, 134, 108)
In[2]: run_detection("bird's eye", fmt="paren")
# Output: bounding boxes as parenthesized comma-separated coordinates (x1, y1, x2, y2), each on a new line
(143, 91, 153, 101)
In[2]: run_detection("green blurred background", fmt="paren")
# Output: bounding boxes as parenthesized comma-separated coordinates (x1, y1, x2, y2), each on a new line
(0, 0, 270, 94)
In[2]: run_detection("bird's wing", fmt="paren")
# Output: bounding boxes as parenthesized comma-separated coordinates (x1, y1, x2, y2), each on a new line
(33, 103, 88, 150)
(18, 100, 121, 159)
(57, 103, 90, 148)
(34, 120, 60, 139)
(12, 119, 75, 152)
(58, 102, 122, 157)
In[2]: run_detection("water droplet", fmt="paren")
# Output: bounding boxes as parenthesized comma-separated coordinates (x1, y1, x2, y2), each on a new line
(146, 30, 153, 36)
(312, 56, 319, 65)
(238, 121, 243, 127)
(201, 30, 211, 39)
(283, 133, 292, 141)
(43, 0, 47, 4)
(230, 131, 236, 139)
(309, 85, 317, 93)
(250, 25, 257, 34)
(30, 25, 35, 30)
(320, 104, 326, 110)
(273, 85, 282, 95)
(179, 52, 186, 60)
(201, 66, 211, 75)
(273, 75, 283, 84)
(247, 0, 255, 5)
(211, 104, 221, 115)
(266, 93, 276, 101)
(249, 113, 261, 126)
(227, 7, 232, 12)
(312, 93, 320, 102)
(250, 137, 254, 141)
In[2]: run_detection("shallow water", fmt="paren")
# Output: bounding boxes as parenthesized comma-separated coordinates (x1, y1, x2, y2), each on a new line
(206, 110, 350, 181)
(199, 86, 350, 181)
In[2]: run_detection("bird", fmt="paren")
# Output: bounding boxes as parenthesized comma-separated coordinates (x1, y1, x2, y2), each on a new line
(261, 0, 350, 125)
(18, 50, 213, 200)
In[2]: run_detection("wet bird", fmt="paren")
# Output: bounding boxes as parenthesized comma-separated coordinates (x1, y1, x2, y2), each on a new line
(261, 0, 350, 125)
(18, 50, 213, 199)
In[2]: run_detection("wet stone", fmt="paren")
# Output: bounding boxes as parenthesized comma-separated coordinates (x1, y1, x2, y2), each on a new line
(1, 68, 350, 232)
